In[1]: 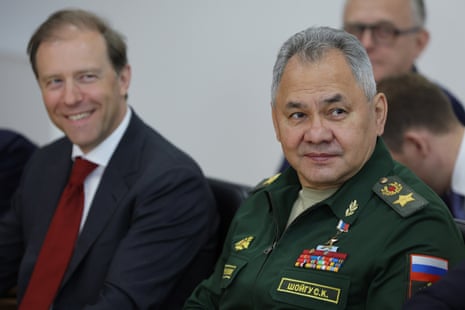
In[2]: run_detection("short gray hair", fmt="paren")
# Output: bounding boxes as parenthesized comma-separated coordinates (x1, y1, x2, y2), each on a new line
(271, 26, 376, 106)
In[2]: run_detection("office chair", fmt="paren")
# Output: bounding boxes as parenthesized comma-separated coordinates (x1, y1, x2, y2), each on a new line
(207, 177, 251, 256)
(0, 287, 16, 309)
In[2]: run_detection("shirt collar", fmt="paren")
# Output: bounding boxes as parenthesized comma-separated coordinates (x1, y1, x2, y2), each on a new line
(451, 133, 465, 196)
(72, 106, 132, 167)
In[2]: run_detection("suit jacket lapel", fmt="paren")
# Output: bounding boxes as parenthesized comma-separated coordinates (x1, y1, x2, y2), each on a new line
(32, 142, 73, 250)
(62, 113, 145, 283)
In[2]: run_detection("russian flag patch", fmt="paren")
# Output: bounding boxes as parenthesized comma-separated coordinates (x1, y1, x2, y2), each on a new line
(408, 254, 448, 297)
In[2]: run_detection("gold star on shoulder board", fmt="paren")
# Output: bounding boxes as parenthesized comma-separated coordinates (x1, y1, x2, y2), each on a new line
(394, 193, 415, 207)
(372, 176, 427, 217)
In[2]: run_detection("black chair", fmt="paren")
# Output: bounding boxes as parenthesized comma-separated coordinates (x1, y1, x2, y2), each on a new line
(207, 177, 251, 256)
(455, 218, 465, 242)
(0, 287, 17, 309)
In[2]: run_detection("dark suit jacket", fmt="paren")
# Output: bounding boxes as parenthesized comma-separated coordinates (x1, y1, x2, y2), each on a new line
(0, 112, 219, 309)
(403, 259, 465, 309)
(0, 129, 36, 214)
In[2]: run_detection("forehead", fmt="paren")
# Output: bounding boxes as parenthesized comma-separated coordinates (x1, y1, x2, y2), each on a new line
(344, 0, 414, 25)
(35, 27, 108, 73)
(277, 50, 364, 103)
(39, 25, 106, 50)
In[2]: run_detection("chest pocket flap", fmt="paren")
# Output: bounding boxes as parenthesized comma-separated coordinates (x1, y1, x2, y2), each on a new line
(220, 255, 248, 289)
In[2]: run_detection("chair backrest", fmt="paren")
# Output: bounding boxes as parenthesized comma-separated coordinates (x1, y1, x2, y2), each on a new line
(207, 177, 251, 255)
(454, 218, 465, 243)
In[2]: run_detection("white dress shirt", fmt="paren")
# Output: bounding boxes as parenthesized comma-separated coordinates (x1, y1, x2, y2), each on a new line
(451, 133, 465, 216)
(71, 107, 131, 231)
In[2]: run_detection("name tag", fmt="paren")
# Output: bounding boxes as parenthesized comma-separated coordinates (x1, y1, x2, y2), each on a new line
(277, 277, 341, 304)
(271, 268, 349, 309)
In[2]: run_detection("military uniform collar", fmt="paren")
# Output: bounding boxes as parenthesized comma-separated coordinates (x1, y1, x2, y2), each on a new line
(323, 138, 394, 224)
(262, 138, 394, 226)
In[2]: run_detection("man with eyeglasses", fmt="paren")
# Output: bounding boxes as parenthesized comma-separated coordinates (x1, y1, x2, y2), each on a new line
(343, 0, 465, 124)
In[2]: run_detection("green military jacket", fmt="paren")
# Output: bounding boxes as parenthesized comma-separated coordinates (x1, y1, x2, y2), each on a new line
(185, 139, 465, 309)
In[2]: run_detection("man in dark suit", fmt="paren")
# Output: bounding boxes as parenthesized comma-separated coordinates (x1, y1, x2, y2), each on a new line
(0, 129, 36, 214)
(403, 259, 465, 309)
(0, 9, 218, 310)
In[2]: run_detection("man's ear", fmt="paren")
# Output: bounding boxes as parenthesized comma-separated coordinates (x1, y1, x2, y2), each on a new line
(403, 130, 431, 158)
(118, 64, 131, 97)
(413, 28, 430, 59)
(373, 92, 388, 136)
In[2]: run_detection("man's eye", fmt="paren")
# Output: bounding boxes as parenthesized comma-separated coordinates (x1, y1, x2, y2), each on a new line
(79, 74, 97, 82)
(375, 26, 395, 38)
(290, 112, 306, 120)
(45, 78, 62, 88)
(330, 108, 347, 117)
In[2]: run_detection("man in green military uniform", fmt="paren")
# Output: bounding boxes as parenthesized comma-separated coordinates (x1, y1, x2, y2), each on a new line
(184, 26, 465, 309)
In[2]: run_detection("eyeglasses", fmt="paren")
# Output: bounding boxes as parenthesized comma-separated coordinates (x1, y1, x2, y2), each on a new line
(344, 22, 421, 46)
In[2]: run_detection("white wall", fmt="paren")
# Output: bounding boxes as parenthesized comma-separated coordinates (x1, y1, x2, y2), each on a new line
(0, 1, 463, 185)
(0, 52, 50, 144)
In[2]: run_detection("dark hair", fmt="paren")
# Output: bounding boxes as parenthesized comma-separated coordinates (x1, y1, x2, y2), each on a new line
(27, 8, 127, 78)
(378, 72, 458, 153)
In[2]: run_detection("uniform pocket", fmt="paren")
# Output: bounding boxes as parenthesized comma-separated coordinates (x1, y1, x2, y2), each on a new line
(220, 255, 248, 289)
(270, 268, 350, 309)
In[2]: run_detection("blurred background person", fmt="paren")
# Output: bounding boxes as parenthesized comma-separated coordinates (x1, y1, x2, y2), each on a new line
(343, 0, 465, 123)
(378, 72, 465, 219)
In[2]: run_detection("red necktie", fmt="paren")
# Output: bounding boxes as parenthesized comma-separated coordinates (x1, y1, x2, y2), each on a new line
(19, 157, 97, 310)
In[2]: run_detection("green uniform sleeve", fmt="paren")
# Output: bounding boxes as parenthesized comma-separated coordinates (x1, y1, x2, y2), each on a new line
(365, 209, 465, 309)
(183, 255, 225, 309)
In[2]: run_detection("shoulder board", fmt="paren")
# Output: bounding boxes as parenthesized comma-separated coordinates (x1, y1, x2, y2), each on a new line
(251, 173, 281, 193)
(372, 176, 427, 218)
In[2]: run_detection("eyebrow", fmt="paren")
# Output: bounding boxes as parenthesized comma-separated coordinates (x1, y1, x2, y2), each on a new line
(285, 101, 306, 110)
(284, 93, 344, 109)
(322, 93, 343, 104)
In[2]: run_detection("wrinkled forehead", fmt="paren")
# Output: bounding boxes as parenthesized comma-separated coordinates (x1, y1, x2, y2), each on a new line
(281, 52, 364, 97)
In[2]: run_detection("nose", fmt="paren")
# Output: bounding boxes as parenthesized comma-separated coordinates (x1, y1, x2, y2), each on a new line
(63, 80, 82, 105)
(303, 116, 333, 144)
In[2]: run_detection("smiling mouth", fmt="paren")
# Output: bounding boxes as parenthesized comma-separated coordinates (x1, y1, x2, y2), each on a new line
(68, 112, 91, 121)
